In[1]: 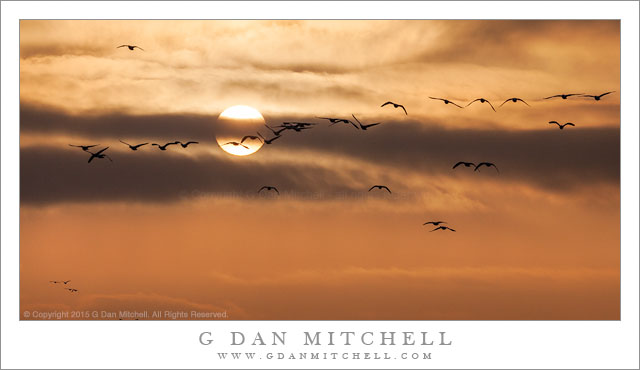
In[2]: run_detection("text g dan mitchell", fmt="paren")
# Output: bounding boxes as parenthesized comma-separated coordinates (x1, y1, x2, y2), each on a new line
(198, 331, 452, 346)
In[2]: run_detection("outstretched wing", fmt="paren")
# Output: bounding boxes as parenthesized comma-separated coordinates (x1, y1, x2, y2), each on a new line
(499, 99, 510, 107)
(517, 98, 530, 106)
(364, 122, 381, 128)
(272, 187, 280, 194)
(485, 100, 496, 112)
(423, 222, 434, 225)
(368, 186, 376, 192)
(452, 161, 466, 169)
(258, 186, 268, 193)
(119, 139, 131, 146)
(446, 227, 456, 232)
(548, 121, 560, 126)
(543, 94, 561, 99)
(466, 98, 481, 107)
(428, 97, 443, 102)
(133, 46, 145, 51)
(598, 91, 615, 98)
(94, 147, 109, 155)
(381, 186, 392, 193)
(450, 101, 464, 108)
(381, 101, 393, 107)
(399, 105, 407, 115)
(117, 45, 128, 48)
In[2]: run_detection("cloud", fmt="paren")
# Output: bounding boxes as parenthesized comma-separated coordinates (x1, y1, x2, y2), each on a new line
(20, 104, 619, 205)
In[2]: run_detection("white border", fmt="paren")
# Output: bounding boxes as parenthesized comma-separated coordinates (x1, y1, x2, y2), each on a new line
(2, 2, 638, 369)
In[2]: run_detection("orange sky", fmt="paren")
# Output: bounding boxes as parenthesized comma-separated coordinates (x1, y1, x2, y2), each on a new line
(20, 20, 620, 319)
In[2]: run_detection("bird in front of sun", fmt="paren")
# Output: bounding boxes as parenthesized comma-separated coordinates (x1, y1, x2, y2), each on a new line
(223, 141, 249, 149)
(466, 98, 496, 112)
(368, 185, 392, 193)
(499, 97, 530, 107)
(117, 44, 144, 51)
(119, 140, 148, 150)
(381, 101, 407, 115)
(257, 132, 281, 145)
(548, 121, 575, 130)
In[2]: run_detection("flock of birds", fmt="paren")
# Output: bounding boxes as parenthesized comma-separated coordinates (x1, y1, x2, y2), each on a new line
(67, 45, 616, 237)
(69, 140, 199, 163)
(49, 280, 78, 293)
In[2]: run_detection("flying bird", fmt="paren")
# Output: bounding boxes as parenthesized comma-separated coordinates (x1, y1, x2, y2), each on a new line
(119, 140, 148, 150)
(152, 141, 179, 150)
(368, 185, 392, 193)
(548, 121, 575, 130)
(178, 141, 199, 148)
(352, 114, 381, 130)
(430, 226, 456, 232)
(117, 44, 144, 51)
(62, 280, 71, 284)
(257, 132, 281, 144)
(258, 186, 279, 194)
(543, 93, 584, 100)
(317, 117, 358, 129)
(474, 162, 500, 173)
(581, 91, 615, 101)
(466, 98, 496, 112)
(452, 161, 476, 169)
(49, 280, 62, 284)
(265, 124, 287, 136)
(66, 288, 79, 292)
(499, 97, 530, 107)
(222, 141, 249, 149)
(69, 144, 98, 151)
(87, 147, 112, 163)
(423, 221, 447, 226)
(429, 97, 464, 108)
(381, 101, 407, 115)
(240, 135, 262, 144)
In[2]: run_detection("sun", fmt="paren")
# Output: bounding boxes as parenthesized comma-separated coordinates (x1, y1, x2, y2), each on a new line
(215, 105, 265, 156)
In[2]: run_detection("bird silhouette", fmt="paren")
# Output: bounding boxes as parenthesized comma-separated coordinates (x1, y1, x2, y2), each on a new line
(265, 124, 287, 136)
(279, 122, 315, 132)
(317, 117, 358, 128)
(452, 161, 476, 169)
(223, 141, 249, 149)
(581, 91, 615, 101)
(257, 132, 281, 144)
(62, 280, 71, 284)
(178, 141, 199, 148)
(117, 44, 144, 51)
(430, 226, 456, 232)
(543, 93, 583, 100)
(423, 221, 447, 226)
(152, 141, 179, 150)
(87, 147, 112, 163)
(548, 121, 575, 129)
(466, 98, 496, 112)
(49, 280, 62, 284)
(429, 97, 464, 108)
(474, 162, 500, 173)
(258, 186, 279, 194)
(381, 101, 407, 115)
(499, 97, 530, 107)
(69, 144, 98, 151)
(368, 185, 392, 193)
(352, 114, 381, 130)
(119, 140, 148, 150)
(240, 135, 262, 143)
(66, 288, 79, 292)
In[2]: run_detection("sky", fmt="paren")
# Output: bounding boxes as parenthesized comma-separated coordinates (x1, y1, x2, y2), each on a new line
(19, 20, 620, 320)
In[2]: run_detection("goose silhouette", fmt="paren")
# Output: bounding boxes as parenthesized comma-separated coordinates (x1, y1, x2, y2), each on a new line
(119, 140, 148, 150)
(368, 185, 391, 193)
(352, 114, 381, 130)
(381, 101, 407, 115)
(117, 44, 144, 51)
(429, 97, 463, 108)
(548, 121, 575, 129)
